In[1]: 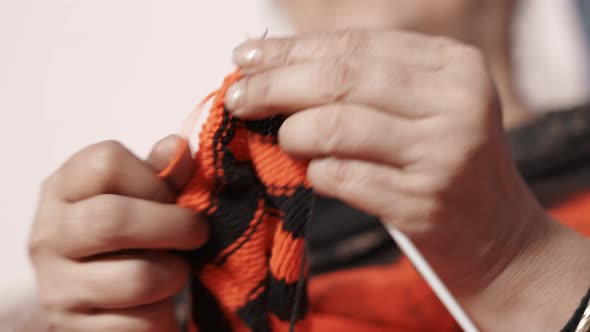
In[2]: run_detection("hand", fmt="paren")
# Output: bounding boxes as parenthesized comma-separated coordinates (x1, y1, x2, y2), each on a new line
(282, 0, 531, 129)
(29, 136, 207, 332)
(226, 29, 561, 328)
(282, 0, 513, 43)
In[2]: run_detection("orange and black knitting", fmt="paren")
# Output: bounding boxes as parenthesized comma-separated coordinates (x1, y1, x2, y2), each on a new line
(164, 71, 314, 332)
(160, 71, 590, 332)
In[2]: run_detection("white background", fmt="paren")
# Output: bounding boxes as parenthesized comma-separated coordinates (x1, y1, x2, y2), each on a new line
(0, 0, 588, 310)
(0, 0, 292, 300)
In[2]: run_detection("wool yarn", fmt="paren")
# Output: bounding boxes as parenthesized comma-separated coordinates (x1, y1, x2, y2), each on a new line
(159, 70, 590, 332)
(162, 70, 313, 332)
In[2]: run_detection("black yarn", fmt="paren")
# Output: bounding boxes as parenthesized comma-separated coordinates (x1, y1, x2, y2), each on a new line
(561, 287, 590, 332)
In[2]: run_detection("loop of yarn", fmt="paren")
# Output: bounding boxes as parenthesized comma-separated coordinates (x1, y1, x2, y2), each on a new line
(164, 70, 314, 332)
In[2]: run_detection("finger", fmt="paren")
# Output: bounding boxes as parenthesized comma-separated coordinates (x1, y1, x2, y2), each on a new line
(57, 299, 178, 332)
(60, 194, 208, 258)
(65, 253, 188, 310)
(233, 29, 454, 73)
(146, 134, 196, 192)
(307, 158, 435, 235)
(278, 104, 421, 166)
(225, 59, 440, 119)
(47, 141, 176, 203)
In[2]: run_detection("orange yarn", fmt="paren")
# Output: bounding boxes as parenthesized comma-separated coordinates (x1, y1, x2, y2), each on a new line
(550, 192, 590, 237)
(166, 70, 313, 331)
(162, 70, 590, 332)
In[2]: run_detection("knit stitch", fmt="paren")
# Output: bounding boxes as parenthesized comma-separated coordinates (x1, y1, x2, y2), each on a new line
(162, 70, 314, 332)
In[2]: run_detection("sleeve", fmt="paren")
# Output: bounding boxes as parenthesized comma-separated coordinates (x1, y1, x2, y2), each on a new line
(562, 288, 590, 332)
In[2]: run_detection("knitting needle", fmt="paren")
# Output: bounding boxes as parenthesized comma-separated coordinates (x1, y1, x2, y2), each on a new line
(240, 27, 478, 331)
(245, 27, 269, 40)
(385, 225, 480, 332)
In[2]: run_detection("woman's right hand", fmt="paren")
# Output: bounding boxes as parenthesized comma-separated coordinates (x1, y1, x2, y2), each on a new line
(29, 135, 208, 332)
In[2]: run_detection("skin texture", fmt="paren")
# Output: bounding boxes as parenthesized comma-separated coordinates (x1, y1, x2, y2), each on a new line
(226, 29, 590, 331)
(280, 0, 532, 128)
(29, 3, 590, 332)
(281, 0, 506, 40)
(29, 136, 208, 331)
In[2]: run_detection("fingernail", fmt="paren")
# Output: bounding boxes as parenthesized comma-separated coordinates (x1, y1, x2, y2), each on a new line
(233, 43, 260, 66)
(225, 80, 245, 111)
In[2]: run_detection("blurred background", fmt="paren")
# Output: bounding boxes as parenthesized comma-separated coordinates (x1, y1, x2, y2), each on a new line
(0, 0, 588, 329)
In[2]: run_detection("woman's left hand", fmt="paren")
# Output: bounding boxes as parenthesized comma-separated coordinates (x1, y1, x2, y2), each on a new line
(225, 28, 557, 328)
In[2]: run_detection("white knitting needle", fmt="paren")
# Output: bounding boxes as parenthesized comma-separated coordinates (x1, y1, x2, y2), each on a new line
(385, 225, 479, 332)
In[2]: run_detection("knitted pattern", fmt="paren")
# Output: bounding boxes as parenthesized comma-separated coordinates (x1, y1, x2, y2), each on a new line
(163, 70, 314, 332)
(160, 70, 590, 332)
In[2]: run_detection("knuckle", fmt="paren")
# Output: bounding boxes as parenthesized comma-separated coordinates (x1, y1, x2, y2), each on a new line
(316, 107, 346, 154)
(323, 160, 374, 197)
(447, 88, 483, 113)
(28, 231, 51, 258)
(421, 175, 452, 197)
(39, 290, 70, 313)
(252, 74, 272, 103)
(151, 135, 179, 159)
(427, 36, 461, 71)
(319, 61, 358, 102)
(434, 38, 485, 72)
(327, 159, 356, 192)
(40, 174, 57, 195)
(40, 295, 59, 311)
(447, 86, 495, 121)
(86, 140, 128, 185)
(278, 38, 298, 65)
(29, 206, 64, 259)
(85, 196, 129, 244)
(430, 36, 456, 52)
(336, 28, 369, 56)
(448, 44, 488, 79)
(45, 319, 65, 332)
(389, 66, 413, 90)
(457, 44, 486, 67)
(122, 261, 159, 301)
(308, 159, 337, 193)
(432, 36, 461, 58)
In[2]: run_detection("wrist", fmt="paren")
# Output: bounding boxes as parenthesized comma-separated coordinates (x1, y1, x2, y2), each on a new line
(420, 166, 547, 297)
(464, 215, 590, 331)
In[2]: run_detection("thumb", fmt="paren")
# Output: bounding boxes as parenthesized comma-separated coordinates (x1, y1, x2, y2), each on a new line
(147, 134, 195, 192)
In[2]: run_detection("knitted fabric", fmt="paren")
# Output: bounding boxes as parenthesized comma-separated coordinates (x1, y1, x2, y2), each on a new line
(163, 70, 313, 332)
(160, 70, 590, 332)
